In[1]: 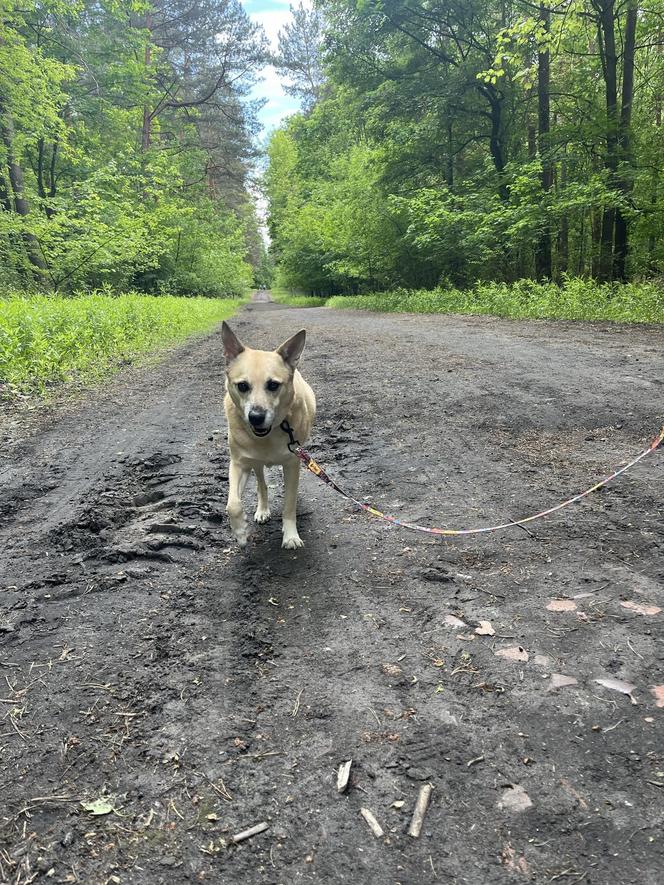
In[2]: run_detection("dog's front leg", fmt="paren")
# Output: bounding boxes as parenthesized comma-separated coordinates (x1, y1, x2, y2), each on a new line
(281, 458, 304, 549)
(227, 459, 250, 547)
(253, 464, 271, 524)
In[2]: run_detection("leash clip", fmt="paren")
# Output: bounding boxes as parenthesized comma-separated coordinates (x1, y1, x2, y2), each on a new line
(280, 419, 300, 453)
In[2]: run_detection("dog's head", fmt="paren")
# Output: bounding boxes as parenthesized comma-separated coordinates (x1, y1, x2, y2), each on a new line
(222, 322, 306, 439)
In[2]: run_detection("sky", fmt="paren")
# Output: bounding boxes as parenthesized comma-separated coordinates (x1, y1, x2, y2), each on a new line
(242, 0, 302, 135)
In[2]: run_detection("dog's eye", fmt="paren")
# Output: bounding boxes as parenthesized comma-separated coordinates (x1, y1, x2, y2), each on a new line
(236, 381, 250, 393)
(266, 380, 281, 393)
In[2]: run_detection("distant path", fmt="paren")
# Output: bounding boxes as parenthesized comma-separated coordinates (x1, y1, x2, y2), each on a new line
(252, 288, 274, 302)
(0, 300, 662, 884)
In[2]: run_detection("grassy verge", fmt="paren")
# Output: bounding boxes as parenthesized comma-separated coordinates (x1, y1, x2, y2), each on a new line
(270, 288, 329, 308)
(325, 279, 664, 323)
(0, 291, 245, 395)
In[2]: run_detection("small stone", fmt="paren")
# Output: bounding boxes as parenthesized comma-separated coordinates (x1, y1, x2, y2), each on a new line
(160, 855, 179, 867)
(406, 766, 431, 781)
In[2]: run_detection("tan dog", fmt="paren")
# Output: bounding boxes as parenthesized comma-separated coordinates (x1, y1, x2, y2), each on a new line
(222, 322, 316, 549)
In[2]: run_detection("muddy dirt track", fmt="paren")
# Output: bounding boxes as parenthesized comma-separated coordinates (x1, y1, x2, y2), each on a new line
(1, 295, 663, 885)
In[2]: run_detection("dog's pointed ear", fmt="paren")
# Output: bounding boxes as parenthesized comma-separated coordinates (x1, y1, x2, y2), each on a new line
(222, 322, 245, 365)
(276, 329, 306, 370)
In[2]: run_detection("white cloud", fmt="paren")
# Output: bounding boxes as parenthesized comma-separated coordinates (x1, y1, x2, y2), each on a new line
(250, 9, 292, 50)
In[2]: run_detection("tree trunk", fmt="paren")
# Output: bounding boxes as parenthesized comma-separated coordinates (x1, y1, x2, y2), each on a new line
(613, 0, 637, 281)
(446, 119, 454, 188)
(578, 211, 586, 276)
(1, 111, 47, 274)
(535, 4, 552, 280)
(482, 85, 509, 202)
(591, 208, 602, 277)
(597, 0, 618, 282)
(558, 159, 569, 277)
(648, 47, 661, 268)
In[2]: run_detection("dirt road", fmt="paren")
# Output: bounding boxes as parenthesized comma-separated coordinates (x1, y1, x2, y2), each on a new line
(1, 296, 663, 884)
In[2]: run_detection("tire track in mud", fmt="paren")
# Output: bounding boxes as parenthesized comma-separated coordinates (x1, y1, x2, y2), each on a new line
(0, 301, 663, 884)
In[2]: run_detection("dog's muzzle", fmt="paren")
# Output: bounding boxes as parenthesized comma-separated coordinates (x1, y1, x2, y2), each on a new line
(248, 407, 271, 437)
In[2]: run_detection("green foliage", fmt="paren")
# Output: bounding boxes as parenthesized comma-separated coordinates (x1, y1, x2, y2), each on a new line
(266, 0, 664, 293)
(252, 249, 275, 289)
(265, 114, 419, 294)
(0, 0, 265, 297)
(270, 288, 328, 307)
(0, 291, 244, 394)
(326, 279, 664, 324)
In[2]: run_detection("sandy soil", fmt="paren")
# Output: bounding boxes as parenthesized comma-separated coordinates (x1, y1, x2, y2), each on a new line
(1, 294, 663, 884)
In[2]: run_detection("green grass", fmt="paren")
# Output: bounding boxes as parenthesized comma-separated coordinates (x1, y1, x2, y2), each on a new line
(0, 291, 245, 395)
(325, 279, 664, 323)
(270, 288, 329, 308)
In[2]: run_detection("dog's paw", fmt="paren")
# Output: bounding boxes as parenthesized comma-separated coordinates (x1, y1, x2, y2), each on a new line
(254, 506, 271, 524)
(282, 533, 304, 550)
(230, 513, 249, 547)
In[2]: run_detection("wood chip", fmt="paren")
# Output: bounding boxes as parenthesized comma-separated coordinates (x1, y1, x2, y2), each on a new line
(595, 677, 637, 704)
(550, 674, 578, 690)
(546, 599, 577, 612)
(231, 821, 269, 843)
(495, 646, 529, 663)
(444, 615, 467, 629)
(651, 685, 664, 708)
(620, 600, 662, 616)
(408, 783, 433, 838)
(360, 807, 384, 838)
(475, 620, 495, 636)
(337, 759, 352, 793)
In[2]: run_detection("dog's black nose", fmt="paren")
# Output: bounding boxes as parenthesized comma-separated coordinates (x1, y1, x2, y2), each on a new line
(248, 408, 266, 427)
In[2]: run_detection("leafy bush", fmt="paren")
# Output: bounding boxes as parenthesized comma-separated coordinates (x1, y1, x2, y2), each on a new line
(0, 291, 244, 394)
(270, 289, 329, 307)
(326, 279, 664, 323)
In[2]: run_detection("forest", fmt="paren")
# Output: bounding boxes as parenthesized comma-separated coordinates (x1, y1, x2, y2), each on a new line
(1, 1, 663, 395)
(0, 0, 268, 297)
(267, 1, 664, 297)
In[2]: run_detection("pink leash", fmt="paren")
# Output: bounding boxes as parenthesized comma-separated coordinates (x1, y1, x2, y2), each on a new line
(280, 422, 664, 537)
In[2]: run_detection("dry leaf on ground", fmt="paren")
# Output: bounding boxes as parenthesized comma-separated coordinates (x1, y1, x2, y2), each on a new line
(550, 674, 578, 690)
(650, 685, 664, 708)
(497, 784, 533, 813)
(546, 599, 577, 612)
(620, 600, 662, 616)
(475, 620, 495, 636)
(595, 676, 637, 703)
(81, 798, 114, 816)
(444, 614, 467, 629)
(495, 646, 529, 663)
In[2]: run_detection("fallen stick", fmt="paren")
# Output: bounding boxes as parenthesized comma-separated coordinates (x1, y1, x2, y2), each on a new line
(231, 821, 269, 844)
(360, 807, 384, 838)
(337, 759, 352, 793)
(408, 784, 433, 838)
